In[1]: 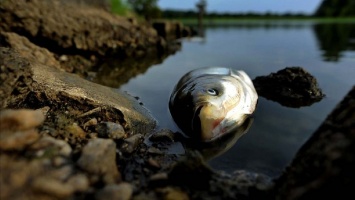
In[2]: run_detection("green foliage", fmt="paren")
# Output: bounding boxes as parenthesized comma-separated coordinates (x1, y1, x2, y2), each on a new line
(315, 0, 355, 17)
(127, 0, 161, 19)
(111, 0, 130, 15)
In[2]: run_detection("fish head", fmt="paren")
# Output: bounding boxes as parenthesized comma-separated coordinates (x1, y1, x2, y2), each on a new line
(170, 68, 257, 142)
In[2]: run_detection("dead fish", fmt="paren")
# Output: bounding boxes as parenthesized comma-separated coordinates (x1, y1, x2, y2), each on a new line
(169, 67, 258, 141)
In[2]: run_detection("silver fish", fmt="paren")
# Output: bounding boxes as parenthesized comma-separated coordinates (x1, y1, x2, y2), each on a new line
(169, 67, 258, 141)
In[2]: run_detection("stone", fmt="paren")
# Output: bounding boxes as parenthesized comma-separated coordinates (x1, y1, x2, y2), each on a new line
(149, 129, 175, 143)
(0, 109, 44, 150)
(0, 129, 39, 151)
(274, 86, 355, 199)
(28, 136, 72, 157)
(95, 183, 133, 200)
(77, 138, 121, 184)
(121, 134, 144, 154)
(0, 109, 45, 131)
(0, 48, 156, 135)
(253, 67, 324, 108)
(83, 118, 98, 129)
(96, 122, 126, 140)
(156, 187, 190, 200)
(66, 123, 87, 138)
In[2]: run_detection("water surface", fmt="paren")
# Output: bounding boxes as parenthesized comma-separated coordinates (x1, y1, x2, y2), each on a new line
(119, 21, 355, 177)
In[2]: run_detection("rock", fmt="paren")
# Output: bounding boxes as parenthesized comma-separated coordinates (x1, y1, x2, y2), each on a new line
(0, 109, 44, 150)
(0, 32, 63, 71)
(77, 138, 121, 184)
(83, 118, 98, 129)
(0, 109, 45, 131)
(253, 67, 324, 108)
(0, 153, 86, 200)
(96, 122, 126, 140)
(274, 86, 355, 199)
(147, 147, 164, 155)
(0, 48, 156, 135)
(66, 174, 90, 192)
(28, 136, 72, 157)
(155, 187, 190, 200)
(120, 134, 144, 154)
(149, 129, 175, 143)
(66, 123, 87, 138)
(147, 158, 161, 169)
(95, 183, 133, 200)
(31, 176, 75, 198)
(0, 129, 39, 151)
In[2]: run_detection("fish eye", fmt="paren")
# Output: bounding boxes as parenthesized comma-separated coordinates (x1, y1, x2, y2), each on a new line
(206, 88, 218, 96)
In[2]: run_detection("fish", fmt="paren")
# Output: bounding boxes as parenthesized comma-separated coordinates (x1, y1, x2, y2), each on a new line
(169, 67, 258, 141)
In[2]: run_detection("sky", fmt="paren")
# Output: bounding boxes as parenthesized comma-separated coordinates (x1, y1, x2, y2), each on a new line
(158, 0, 323, 14)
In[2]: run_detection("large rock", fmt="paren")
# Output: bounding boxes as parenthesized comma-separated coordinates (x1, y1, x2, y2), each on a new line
(0, 47, 156, 135)
(274, 86, 355, 199)
(253, 67, 324, 108)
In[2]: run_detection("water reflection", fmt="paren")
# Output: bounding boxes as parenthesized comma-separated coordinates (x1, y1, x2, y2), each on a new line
(313, 22, 355, 62)
(182, 117, 254, 160)
(91, 44, 181, 88)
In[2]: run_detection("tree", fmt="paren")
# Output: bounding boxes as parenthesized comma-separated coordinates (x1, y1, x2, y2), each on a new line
(127, 0, 161, 20)
(314, 0, 355, 17)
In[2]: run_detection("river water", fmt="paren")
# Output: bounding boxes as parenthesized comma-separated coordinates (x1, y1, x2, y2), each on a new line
(118, 21, 354, 177)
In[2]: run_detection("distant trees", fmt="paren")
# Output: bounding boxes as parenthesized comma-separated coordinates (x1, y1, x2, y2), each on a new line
(161, 9, 309, 19)
(127, 0, 161, 19)
(315, 0, 355, 17)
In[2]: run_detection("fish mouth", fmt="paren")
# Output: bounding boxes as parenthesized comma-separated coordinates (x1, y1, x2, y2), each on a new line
(192, 104, 226, 141)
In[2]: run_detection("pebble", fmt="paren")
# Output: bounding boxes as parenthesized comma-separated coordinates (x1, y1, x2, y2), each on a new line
(149, 129, 175, 143)
(149, 172, 168, 181)
(121, 134, 144, 154)
(95, 183, 133, 200)
(83, 118, 98, 129)
(29, 136, 72, 157)
(156, 187, 190, 200)
(66, 123, 86, 138)
(96, 122, 125, 140)
(147, 158, 161, 169)
(77, 138, 120, 184)
(147, 147, 164, 155)
(0, 109, 45, 131)
(32, 177, 74, 198)
(0, 129, 40, 151)
(66, 174, 89, 192)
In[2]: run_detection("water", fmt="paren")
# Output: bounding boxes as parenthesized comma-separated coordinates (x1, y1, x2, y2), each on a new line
(117, 21, 355, 177)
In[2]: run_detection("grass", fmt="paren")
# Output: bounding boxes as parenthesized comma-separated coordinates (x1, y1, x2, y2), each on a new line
(111, 0, 131, 16)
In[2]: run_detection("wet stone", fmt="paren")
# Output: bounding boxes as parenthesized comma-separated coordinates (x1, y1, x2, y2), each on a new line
(253, 67, 325, 108)
(77, 138, 121, 184)
(96, 121, 126, 140)
(149, 129, 175, 143)
(120, 134, 144, 154)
